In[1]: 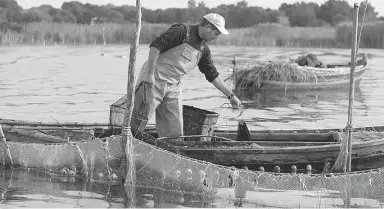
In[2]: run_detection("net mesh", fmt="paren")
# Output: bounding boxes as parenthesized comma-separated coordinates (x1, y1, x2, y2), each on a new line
(0, 128, 383, 208)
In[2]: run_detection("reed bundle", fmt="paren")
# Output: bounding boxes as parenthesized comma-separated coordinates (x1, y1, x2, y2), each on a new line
(226, 61, 320, 88)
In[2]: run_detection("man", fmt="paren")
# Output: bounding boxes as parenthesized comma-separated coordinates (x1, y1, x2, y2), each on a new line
(131, 13, 242, 138)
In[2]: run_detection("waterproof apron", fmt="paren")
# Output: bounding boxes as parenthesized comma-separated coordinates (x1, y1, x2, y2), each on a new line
(132, 25, 202, 137)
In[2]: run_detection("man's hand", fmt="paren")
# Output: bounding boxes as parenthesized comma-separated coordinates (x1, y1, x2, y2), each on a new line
(229, 95, 244, 117)
(143, 71, 155, 85)
(229, 95, 242, 109)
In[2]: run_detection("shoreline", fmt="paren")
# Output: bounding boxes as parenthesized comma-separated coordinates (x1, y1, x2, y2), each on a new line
(0, 44, 384, 52)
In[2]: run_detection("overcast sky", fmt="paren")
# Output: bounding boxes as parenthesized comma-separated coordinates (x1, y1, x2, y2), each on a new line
(16, 0, 384, 16)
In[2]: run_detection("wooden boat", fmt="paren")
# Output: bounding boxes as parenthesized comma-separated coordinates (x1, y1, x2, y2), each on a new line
(145, 130, 384, 173)
(235, 65, 368, 91)
(148, 125, 384, 139)
(1, 119, 383, 174)
(3, 117, 383, 140)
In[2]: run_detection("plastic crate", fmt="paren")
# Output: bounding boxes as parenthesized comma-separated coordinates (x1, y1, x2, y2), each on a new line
(183, 105, 219, 141)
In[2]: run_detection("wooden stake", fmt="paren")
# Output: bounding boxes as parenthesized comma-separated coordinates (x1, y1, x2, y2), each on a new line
(232, 57, 237, 84)
(122, 0, 142, 185)
(347, 4, 359, 172)
(0, 125, 13, 167)
(124, 183, 136, 207)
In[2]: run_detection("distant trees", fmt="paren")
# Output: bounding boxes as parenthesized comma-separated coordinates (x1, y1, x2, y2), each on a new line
(61, 1, 89, 23)
(279, 2, 320, 27)
(317, 0, 352, 26)
(0, 0, 22, 22)
(188, 0, 196, 9)
(0, 0, 382, 48)
(20, 7, 53, 22)
(0, 0, 382, 27)
(0, 7, 7, 22)
(280, 0, 379, 27)
(358, 1, 378, 21)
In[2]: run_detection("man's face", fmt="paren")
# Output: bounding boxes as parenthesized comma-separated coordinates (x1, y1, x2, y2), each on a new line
(202, 25, 221, 41)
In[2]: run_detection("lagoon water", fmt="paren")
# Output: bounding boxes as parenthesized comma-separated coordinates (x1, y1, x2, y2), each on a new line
(0, 45, 383, 130)
(0, 45, 383, 207)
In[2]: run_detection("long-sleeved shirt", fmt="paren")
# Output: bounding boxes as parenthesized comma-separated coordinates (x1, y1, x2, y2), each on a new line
(150, 24, 219, 82)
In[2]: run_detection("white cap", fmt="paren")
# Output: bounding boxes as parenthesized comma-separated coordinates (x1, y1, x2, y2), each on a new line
(203, 13, 229, 35)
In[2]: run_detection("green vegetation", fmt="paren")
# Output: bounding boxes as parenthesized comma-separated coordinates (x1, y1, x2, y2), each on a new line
(0, 0, 383, 48)
(0, 22, 170, 45)
(213, 23, 336, 48)
(335, 21, 384, 48)
(1, 21, 383, 49)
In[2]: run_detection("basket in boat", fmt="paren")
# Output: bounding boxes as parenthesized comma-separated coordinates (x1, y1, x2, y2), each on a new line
(182, 105, 219, 141)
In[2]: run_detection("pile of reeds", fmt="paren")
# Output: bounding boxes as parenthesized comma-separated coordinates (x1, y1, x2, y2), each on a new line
(226, 61, 319, 88)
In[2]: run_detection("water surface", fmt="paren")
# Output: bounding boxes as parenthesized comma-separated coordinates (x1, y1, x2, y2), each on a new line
(0, 45, 383, 208)
(0, 45, 383, 130)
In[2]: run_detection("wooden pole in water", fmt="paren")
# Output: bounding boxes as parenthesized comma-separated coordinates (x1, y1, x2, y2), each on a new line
(346, 4, 359, 173)
(122, 0, 142, 185)
(0, 125, 13, 167)
(232, 57, 237, 84)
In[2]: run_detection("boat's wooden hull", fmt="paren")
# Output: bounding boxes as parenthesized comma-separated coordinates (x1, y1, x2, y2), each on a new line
(1, 123, 384, 174)
(212, 126, 384, 141)
(156, 138, 384, 172)
(143, 125, 384, 142)
(2, 117, 383, 140)
(236, 66, 367, 91)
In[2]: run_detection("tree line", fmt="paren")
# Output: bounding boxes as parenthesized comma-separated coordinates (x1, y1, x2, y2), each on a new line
(0, 0, 383, 48)
(0, 0, 382, 28)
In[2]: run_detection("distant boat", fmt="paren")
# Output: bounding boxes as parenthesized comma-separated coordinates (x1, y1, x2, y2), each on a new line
(252, 65, 368, 91)
(229, 53, 369, 91)
(231, 64, 368, 91)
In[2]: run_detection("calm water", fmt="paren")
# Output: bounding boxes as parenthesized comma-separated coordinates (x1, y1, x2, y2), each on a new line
(0, 168, 260, 208)
(0, 45, 383, 208)
(0, 45, 383, 130)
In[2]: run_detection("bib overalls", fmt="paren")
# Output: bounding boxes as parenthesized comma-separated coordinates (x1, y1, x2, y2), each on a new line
(132, 25, 202, 137)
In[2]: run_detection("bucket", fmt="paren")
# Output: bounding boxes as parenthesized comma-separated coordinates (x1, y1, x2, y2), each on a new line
(130, 81, 153, 135)
(182, 105, 219, 141)
(109, 81, 152, 135)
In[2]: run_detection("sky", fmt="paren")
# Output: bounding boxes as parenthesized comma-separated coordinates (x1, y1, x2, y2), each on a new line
(16, 0, 384, 16)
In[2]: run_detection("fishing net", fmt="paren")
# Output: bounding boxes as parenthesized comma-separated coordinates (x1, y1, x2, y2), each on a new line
(0, 127, 383, 208)
(331, 129, 384, 173)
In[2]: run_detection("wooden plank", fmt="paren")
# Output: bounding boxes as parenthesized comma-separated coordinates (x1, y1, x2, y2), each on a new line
(4, 129, 69, 143)
(0, 119, 112, 127)
(213, 132, 336, 142)
(177, 138, 383, 153)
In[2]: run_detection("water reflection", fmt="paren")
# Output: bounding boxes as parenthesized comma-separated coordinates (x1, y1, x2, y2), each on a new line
(0, 167, 383, 208)
(127, 185, 216, 208)
(0, 168, 232, 208)
(235, 87, 365, 109)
